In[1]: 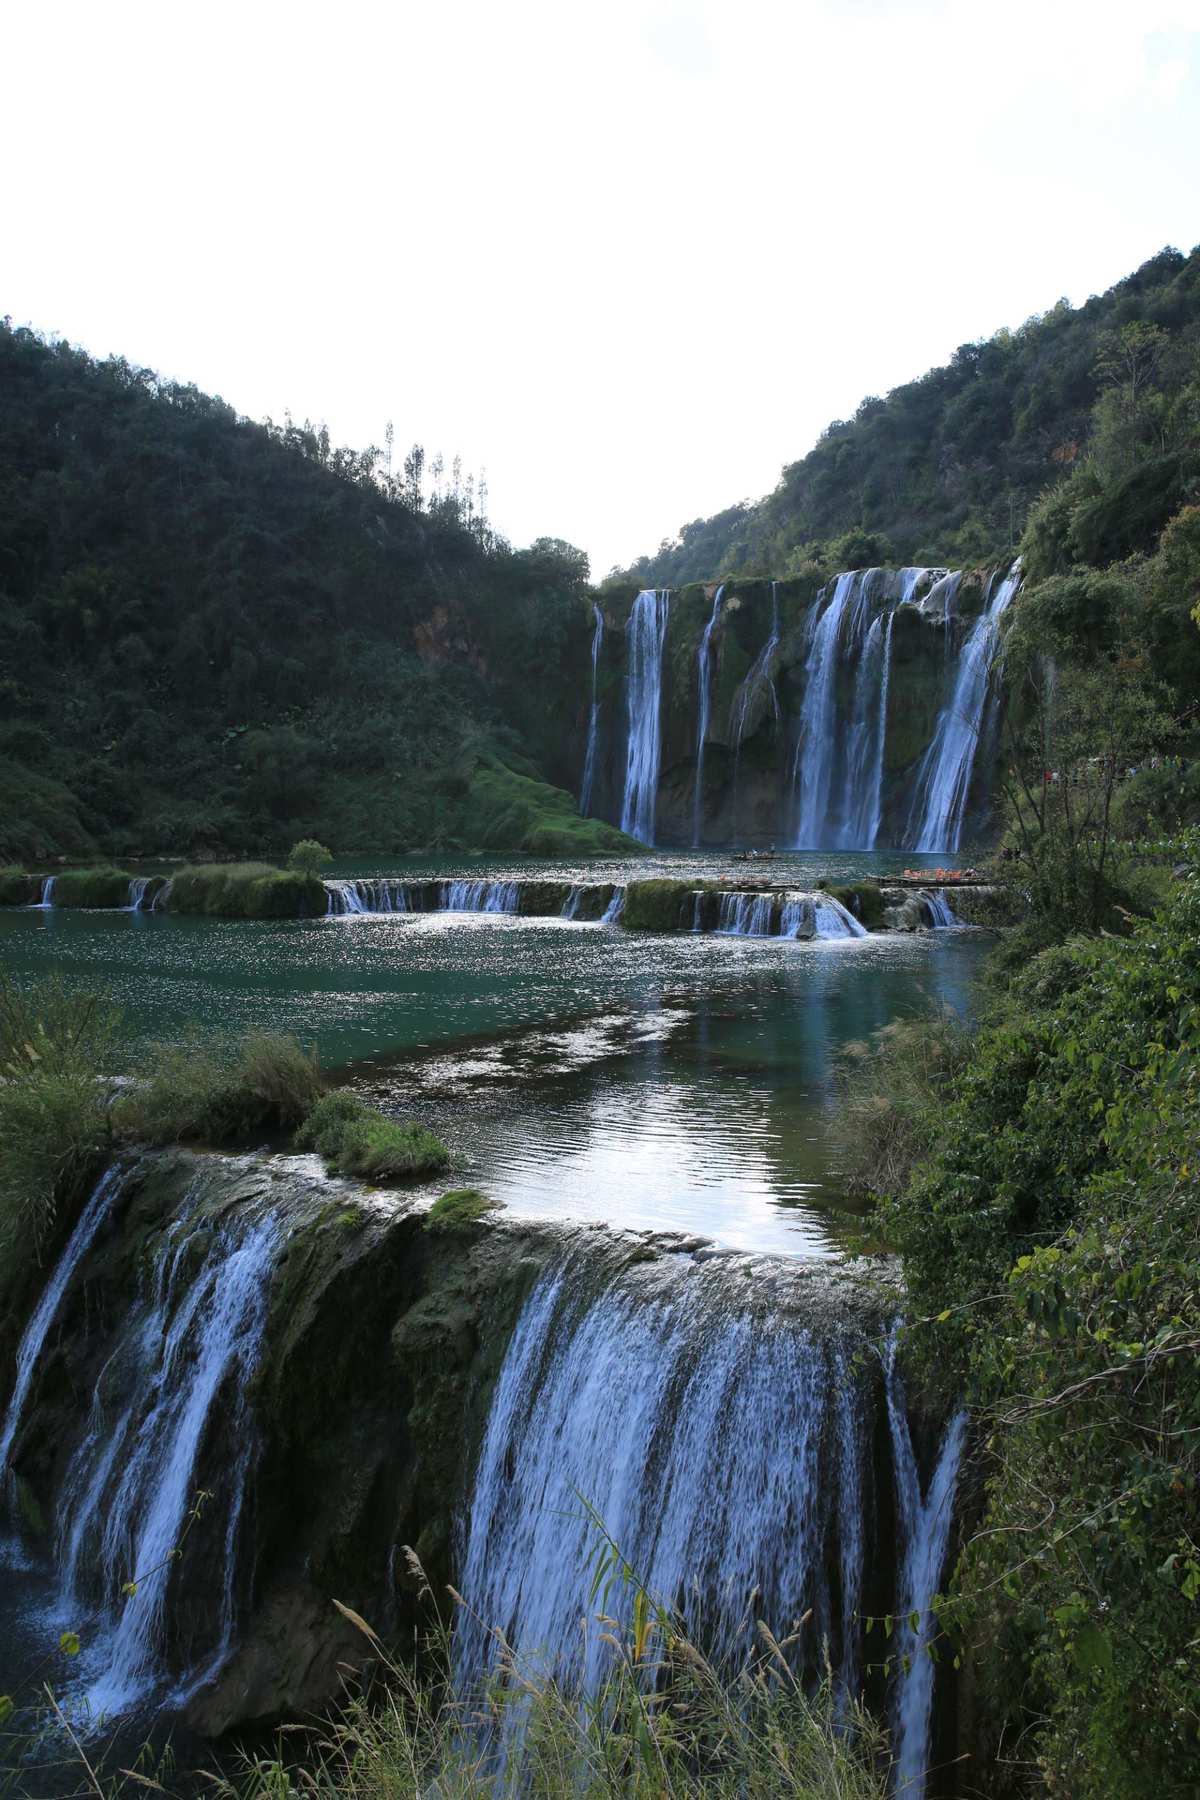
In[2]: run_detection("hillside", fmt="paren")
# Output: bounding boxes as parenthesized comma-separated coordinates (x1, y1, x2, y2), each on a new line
(621, 246, 1200, 588)
(0, 324, 625, 861)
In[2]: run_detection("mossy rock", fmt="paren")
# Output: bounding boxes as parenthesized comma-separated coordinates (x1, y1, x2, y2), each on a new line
(54, 865, 134, 908)
(167, 862, 327, 918)
(622, 878, 707, 932)
(825, 881, 885, 929)
(423, 1188, 501, 1235)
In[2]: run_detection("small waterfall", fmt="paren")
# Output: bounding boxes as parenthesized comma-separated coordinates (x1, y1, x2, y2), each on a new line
(884, 1335, 969, 1800)
(125, 877, 153, 912)
(151, 878, 173, 912)
(692, 583, 726, 846)
(561, 885, 584, 921)
(813, 893, 869, 939)
(0, 1170, 122, 1477)
(32, 875, 56, 909)
(325, 878, 410, 916)
(780, 893, 814, 939)
(792, 571, 874, 848)
(56, 1200, 278, 1718)
(864, 611, 896, 849)
(600, 886, 625, 925)
(715, 891, 776, 936)
(455, 1261, 876, 1705)
(907, 563, 1022, 852)
(441, 879, 519, 914)
(923, 890, 963, 929)
(620, 588, 670, 845)
(579, 603, 604, 818)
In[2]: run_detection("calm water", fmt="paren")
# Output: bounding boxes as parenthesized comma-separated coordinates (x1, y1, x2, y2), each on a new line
(0, 853, 987, 1257)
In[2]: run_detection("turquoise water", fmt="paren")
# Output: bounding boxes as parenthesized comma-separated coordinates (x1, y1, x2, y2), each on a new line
(0, 854, 987, 1256)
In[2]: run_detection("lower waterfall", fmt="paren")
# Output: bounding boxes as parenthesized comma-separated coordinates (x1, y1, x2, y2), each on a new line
(455, 1259, 962, 1794)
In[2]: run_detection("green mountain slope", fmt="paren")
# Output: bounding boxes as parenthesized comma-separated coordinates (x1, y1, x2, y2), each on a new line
(0, 323, 627, 860)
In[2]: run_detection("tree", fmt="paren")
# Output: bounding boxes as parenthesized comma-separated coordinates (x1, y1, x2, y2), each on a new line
(287, 838, 332, 876)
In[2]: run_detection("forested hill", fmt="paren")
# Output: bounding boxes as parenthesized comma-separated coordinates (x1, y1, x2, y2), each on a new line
(620, 246, 1200, 586)
(0, 322, 622, 861)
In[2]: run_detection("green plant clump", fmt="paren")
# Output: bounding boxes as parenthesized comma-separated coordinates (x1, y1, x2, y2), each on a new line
(621, 878, 704, 931)
(288, 838, 333, 876)
(52, 866, 134, 908)
(296, 1091, 451, 1182)
(0, 866, 37, 906)
(167, 862, 327, 918)
(422, 1187, 499, 1234)
(117, 1032, 323, 1145)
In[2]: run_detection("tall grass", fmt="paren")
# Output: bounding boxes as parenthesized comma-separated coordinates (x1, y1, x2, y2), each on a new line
(167, 862, 326, 918)
(835, 1008, 971, 1200)
(116, 1032, 323, 1144)
(296, 1092, 451, 1181)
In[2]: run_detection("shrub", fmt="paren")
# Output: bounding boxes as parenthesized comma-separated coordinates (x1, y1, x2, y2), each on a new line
(296, 1092, 450, 1182)
(53, 865, 133, 908)
(834, 1009, 971, 1201)
(118, 1032, 322, 1144)
(288, 838, 333, 877)
(423, 1186, 499, 1234)
(0, 866, 37, 906)
(167, 862, 326, 918)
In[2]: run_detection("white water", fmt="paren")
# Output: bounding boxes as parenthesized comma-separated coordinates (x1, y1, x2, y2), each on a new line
(31, 875, 56, 909)
(692, 583, 726, 846)
(326, 877, 409, 916)
(600, 886, 625, 924)
(908, 563, 1022, 852)
(443, 879, 519, 914)
(561, 885, 584, 920)
(60, 1204, 278, 1718)
(125, 877, 154, 912)
(579, 603, 604, 818)
(923, 890, 963, 929)
(813, 893, 869, 938)
(150, 878, 173, 912)
(792, 572, 874, 848)
(620, 589, 670, 845)
(884, 1334, 969, 1800)
(838, 610, 891, 849)
(715, 891, 775, 936)
(0, 1170, 122, 1476)
(455, 1265, 862, 1703)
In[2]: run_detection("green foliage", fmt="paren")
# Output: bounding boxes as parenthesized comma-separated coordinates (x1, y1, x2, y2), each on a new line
(835, 1010, 971, 1201)
(167, 862, 327, 918)
(117, 1032, 323, 1144)
(422, 1187, 499, 1234)
(453, 758, 641, 856)
(0, 865, 36, 906)
(881, 853, 1200, 1794)
(295, 1091, 450, 1183)
(621, 878, 705, 931)
(0, 973, 116, 1265)
(52, 865, 133, 908)
(287, 839, 333, 877)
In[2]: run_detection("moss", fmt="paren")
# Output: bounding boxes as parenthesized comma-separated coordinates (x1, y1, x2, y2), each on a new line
(296, 1091, 451, 1182)
(516, 880, 573, 916)
(54, 865, 134, 908)
(0, 866, 37, 906)
(423, 1187, 500, 1234)
(167, 861, 327, 918)
(827, 881, 885, 929)
(622, 878, 708, 931)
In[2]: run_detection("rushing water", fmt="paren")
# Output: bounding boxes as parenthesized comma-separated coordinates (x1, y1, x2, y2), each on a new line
(692, 583, 726, 846)
(620, 588, 670, 843)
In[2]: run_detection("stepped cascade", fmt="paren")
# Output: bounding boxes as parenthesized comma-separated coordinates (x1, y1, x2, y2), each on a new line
(692, 583, 726, 845)
(578, 602, 604, 817)
(620, 588, 671, 844)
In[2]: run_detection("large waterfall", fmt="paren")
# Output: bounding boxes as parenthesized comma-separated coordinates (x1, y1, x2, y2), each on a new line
(907, 562, 1022, 852)
(620, 588, 670, 844)
(456, 1258, 963, 1792)
(578, 602, 603, 817)
(692, 583, 725, 845)
(792, 571, 870, 849)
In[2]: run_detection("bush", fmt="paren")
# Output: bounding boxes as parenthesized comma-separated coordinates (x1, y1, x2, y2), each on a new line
(288, 838, 333, 877)
(118, 1032, 323, 1144)
(167, 862, 327, 918)
(423, 1186, 499, 1234)
(835, 1010, 971, 1201)
(296, 1092, 450, 1182)
(0, 866, 37, 906)
(52, 865, 133, 908)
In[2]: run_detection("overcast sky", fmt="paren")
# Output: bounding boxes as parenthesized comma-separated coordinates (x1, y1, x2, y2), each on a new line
(4, 0, 1199, 575)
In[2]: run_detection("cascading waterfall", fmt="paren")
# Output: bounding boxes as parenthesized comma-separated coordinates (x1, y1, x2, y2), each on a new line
(600, 886, 625, 924)
(325, 878, 410, 916)
(923, 890, 963, 929)
(54, 1198, 278, 1718)
(730, 580, 781, 750)
(716, 891, 776, 937)
(442, 879, 520, 914)
(813, 893, 869, 939)
(692, 583, 726, 846)
(151, 878, 173, 912)
(32, 875, 56, 909)
(0, 1170, 122, 1477)
(125, 877, 154, 912)
(838, 609, 892, 849)
(454, 1261, 875, 1704)
(561, 885, 585, 920)
(884, 1334, 969, 1800)
(579, 603, 604, 818)
(792, 572, 874, 848)
(907, 563, 1022, 852)
(620, 588, 670, 845)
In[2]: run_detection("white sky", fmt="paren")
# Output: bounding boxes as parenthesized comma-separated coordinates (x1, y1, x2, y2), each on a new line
(3, 0, 1199, 576)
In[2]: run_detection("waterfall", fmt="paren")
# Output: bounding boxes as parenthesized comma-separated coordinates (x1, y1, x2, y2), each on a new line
(923, 890, 963, 929)
(32, 875, 56, 909)
(907, 563, 1022, 852)
(730, 581, 781, 751)
(455, 1262, 873, 1705)
(126, 877, 153, 912)
(601, 886, 625, 924)
(716, 892, 775, 936)
(838, 610, 893, 849)
(692, 583, 725, 846)
(54, 1199, 278, 1718)
(884, 1335, 969, 1800)
(813, 893, 869, 939)
(325, 878, 410, 916)
(561, 885, 584, 920)
(441, 879, 520, 914)
(866, 612, 896, 848)
(780, 894, 814, 939)
(0, 1170, 122, 1477)
(792, 571, 874, 848)
(579, 603, 604, 818)
(151, 878, 173, 912)
(620, 589, 670, 845)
